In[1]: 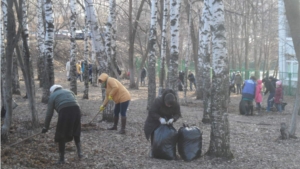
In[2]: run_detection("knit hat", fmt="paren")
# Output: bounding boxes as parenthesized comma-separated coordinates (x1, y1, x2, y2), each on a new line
(164, 93, 176, 106)
(276, 81, 282, 86)
(50, 84, 63, 93)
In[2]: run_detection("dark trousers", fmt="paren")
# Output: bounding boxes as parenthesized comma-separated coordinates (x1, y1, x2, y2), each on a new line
(236, 84, 242, 94)
(114, 100, 130, 117)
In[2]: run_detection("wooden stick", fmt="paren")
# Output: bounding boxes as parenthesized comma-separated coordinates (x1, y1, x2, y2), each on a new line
(82, 110, 102, 125)
(9, 111, 102, 147)
(9, 125, 55, 147)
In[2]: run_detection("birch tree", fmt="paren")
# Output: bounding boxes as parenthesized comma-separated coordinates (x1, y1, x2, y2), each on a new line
(105, 0, 119, 78)
(147, 0, 158, 109)
(200, 0, 211, 124)
(41, 0, 55, 103)
(183, 1, 192, 102)
(167, 0, 181, 92)
(283, 0, 300, 138)
(206, 0, 233, 159)
(69, 0, 78, 94)
(85, 0, 107, 74)
(16, 0, 39, 127)
(82, 19, 90, 99)
(159, 0, 168, 95)
(36, 0, 45, 88)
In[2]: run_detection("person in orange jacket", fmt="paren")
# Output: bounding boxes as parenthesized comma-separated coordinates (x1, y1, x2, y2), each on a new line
(98, 73, 131, 134)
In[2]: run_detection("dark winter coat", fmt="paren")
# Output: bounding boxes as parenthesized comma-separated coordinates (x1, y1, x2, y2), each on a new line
(262, 78, 275, 94)
(141, 68, 147, 79)
(144, 89, 182, 140)
(234, 74, 243, 85)
(188, 73, 195, 82)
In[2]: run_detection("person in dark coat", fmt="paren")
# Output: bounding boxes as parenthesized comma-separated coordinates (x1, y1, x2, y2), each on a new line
(188, 71, 196, 91)
(234, 72, 243, 94)
(140, 67, 147, 86)
(144, 89, 182, 145)
(42, 84, 82, 164)
(262, 77, 276, 112)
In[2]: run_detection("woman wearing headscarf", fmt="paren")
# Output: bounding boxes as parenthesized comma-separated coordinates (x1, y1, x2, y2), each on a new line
(42, 84, 82, 164)
(144, 89, 182, 146)
(98, 73, 131, 134)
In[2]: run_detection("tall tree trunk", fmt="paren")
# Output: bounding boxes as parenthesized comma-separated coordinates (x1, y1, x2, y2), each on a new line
(128, 0, 146, 89)
(158, 0, 168, 96)
(105, 0, 119, 78)
(85, 0, 107, 75)
(200, 0, 211, 124)
(284, 0, 300, 137)
(41, 0, 55, 103)
(36, 0, 45, 88)
(147, 0, 158, 110)
(183, 1, 191, 103)
(84, 0, 97, 87)
(206, 0, 233, 159)
(12, 52, 21, 95)
(82, 19, 90, 99)
(17, 0, 39, 127)
(167, 0, 181, 92)
(69, 0, 78, 94)
(1, 0, 15, 142)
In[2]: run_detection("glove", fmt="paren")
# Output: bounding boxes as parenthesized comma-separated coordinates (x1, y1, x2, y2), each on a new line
(159, 117, 166, 124)
(167, 118, 174, 124)
(100, 105, 105, 111)
(42, 127, 48, 133)
(108, 95, 113, 101)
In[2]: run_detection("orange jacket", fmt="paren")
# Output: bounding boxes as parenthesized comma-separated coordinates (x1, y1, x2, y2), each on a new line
(99, 73, 131, 106)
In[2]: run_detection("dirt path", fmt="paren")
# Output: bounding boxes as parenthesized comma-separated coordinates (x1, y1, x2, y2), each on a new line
(1, 70, 299, 169)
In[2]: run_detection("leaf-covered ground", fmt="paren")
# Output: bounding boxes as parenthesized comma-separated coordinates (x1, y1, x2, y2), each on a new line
(1, 68, 300, 169)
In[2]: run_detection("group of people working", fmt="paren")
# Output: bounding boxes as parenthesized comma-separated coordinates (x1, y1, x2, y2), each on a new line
(66, 60, 92, 82)
(42, 72, 181, 164)
(241, 75, 284, 114)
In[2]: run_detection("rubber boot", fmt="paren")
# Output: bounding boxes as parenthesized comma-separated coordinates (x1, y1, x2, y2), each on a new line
(118, 117, 126, 134)
(107, 116, 118, 130)
(75, 142, 83, 159)
(57, 142, 65, 164)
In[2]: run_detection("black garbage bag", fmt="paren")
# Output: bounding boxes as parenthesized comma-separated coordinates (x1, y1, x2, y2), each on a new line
(239, 99, 253, 115)
(152, 124, 178, 160)
(177, 124, 202, 161)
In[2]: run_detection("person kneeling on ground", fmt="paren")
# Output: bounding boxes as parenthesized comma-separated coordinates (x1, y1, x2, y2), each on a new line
(144, 89, 182, 157)
(98, 73, 131, 134)
(241, 76, 257, 115)
(42, 84, 82, 164)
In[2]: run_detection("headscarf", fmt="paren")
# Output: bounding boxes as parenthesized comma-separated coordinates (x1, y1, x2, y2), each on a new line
(50, 84, 63, 93)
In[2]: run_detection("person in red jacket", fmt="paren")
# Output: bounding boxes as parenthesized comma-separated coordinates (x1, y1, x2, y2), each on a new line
(255, 79, 263, 114)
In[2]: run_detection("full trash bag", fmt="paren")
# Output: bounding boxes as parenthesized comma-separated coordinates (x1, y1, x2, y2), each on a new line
(177, 124, 202, 161)
(152, 124, 178, 160)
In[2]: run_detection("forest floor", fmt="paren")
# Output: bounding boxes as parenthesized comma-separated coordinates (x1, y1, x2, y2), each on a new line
(1, 62, 300, 169)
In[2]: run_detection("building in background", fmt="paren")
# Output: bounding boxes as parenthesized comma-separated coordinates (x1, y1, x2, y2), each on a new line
(278, 0, 298, 88)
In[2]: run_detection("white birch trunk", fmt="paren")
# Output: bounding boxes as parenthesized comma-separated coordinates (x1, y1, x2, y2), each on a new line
(82, 21, 90, 99)
(206, 0, 233, 158)
(159, 0, 168, 96)
(85, 0, 107, 74)
(110, 0, 118, 78)
(84, 0, 97, 87)
(200, 0, 211, 124)
(184, 2, 191, 102)
(37, 0, 45, 87)
(41, 0, 55, 103)
(168, 0, 181, 92)
(20, 0, 39, 127)
(147, 0, 158, 109)
(105, 2, 112, 76)
(69, 0, 78, 94)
